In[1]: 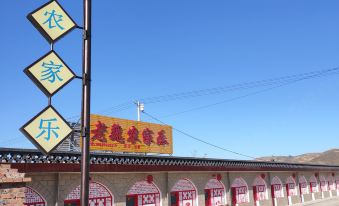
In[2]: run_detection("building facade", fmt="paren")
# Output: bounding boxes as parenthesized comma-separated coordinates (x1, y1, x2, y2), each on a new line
(1, 148, 339, 206)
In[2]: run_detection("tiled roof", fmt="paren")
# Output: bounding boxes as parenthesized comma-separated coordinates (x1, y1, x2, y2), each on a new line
(0, 148, 338, 172)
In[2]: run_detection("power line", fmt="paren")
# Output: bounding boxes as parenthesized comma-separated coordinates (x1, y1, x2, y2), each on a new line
(160, 70, 339, 118)
(99, 101, 135, 115)
(96, 67, 339, 116)
(137, 67, 339, 104)
(142, 111, 256, 159)
(102, 103, 135, 116)
(6, 68, 338, 151)
(65, 102, 135, 121)
(139, 69, 339, 159)
(65, 67, 339, 121)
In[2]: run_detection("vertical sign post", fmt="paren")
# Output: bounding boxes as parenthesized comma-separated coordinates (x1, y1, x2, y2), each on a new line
(81, 0, 92, 205)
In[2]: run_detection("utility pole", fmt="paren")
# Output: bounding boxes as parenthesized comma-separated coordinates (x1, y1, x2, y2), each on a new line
(137, 101, 140, 121)
(80, 0, 91, 205)
(136, 101, 144, 121)
(137, 101, 141, 121)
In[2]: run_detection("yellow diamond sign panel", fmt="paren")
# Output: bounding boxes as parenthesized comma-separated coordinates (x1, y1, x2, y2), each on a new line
(20, 106, 73, 155)
(24, 51, 75, 97)
(27, 0, 77, 43)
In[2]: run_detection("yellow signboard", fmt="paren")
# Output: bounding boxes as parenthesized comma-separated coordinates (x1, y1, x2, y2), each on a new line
(24, 51, 75, 96)
(27, 0, 76, 43)
(20, 106, 73, 155)
(87, 115, 173, 154)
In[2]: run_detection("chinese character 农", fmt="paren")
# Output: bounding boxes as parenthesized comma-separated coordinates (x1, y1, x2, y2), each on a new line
(127, 126, 140, 144)
(91, 121, 107, 142)
(43, 10, 65, 30)
(41, 61, 63, 83)
(35, 118, 60, 141)
(109, 124, 125, 144)
(156, 130, 169, 146)
(142, 128, 154, 146)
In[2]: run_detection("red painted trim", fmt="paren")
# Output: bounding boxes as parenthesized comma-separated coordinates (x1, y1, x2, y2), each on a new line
(10, 163, 339, 173)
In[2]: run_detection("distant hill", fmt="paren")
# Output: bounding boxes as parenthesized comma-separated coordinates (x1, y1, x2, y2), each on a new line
(256, 149, 339, 165)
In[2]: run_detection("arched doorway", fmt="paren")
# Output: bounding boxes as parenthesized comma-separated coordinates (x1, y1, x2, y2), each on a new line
(335, 176, 339, 196)
(271, 176, 284, 198)
(64, 181, 113, 206)
(126, 180, 161, 206)
(24, 187, 47, 206)
(170, 178, 197, 206)
(320, 176, 328, 192)
(285, 176, 297, 205)
(252, 176, 268, 206)
(309, 176, 318, 193)
(319, 176, 327, 199)
(204, 178, 226, 206)
(309, 175, 318, 200)
(231, 177, 249, 205)
(327, 175, 335, 197)
(298, 176, 308, 202)
(271, 176, 283, 206)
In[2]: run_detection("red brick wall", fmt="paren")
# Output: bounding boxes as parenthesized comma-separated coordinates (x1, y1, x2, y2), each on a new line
(0, 164, 31, 206)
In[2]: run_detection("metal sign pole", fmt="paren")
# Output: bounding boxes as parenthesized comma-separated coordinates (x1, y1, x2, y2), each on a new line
(80, 0, 91, 205)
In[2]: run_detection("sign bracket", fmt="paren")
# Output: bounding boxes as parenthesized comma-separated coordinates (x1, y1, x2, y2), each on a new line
(82, 72, 91, 85)
(75, 75, 83, 80)
(81, 126, 89, 137)
(76, 25, 84, 30)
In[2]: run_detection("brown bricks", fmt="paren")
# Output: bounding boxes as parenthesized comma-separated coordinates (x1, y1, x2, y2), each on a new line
(0, 164, 31, 206)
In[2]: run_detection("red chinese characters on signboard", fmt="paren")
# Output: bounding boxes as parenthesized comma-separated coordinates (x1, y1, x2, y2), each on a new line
(92, 122, 170, 146)
(88, 115, 173, 154)
(142, 128, 154, 146)
(91, 121, 108, 143)
(157, 130, 169, 145)
(127, 126, 140, 144)
(109, 124, 125, 144)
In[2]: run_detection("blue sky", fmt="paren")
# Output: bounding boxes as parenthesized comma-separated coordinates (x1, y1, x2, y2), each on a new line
(1, 0, 339, 159)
